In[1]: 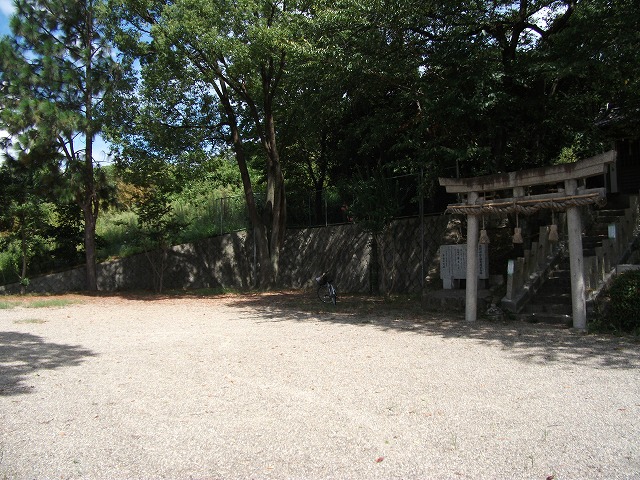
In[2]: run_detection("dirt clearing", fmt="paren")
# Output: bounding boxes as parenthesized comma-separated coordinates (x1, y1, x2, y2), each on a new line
(1, 292, 639, 479)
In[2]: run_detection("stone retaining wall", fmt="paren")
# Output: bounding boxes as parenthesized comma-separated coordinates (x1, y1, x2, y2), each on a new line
(0, 216, 452, 295)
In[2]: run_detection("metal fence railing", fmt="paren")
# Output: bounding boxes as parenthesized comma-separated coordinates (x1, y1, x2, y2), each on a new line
(286, 173, 429, 228)
(173, 171, 449, 236)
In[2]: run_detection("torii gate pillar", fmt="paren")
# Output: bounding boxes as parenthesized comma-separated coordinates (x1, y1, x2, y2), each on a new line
(565, 179, 587, 330)
(465, 192, 480, 322)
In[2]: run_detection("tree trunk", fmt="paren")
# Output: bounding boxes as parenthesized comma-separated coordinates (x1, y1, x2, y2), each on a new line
(83, 136, 98, 292)
(145, 248, 167, 293)
(83, 3, 98, 292)
(369, 235, 380, 295)
(263, 111, 286, 288)
(374, 230, 396, 298)
(308, 130, 329, 225)
(83, 120, 98, 291)
(216, 59, 286, 288)
(219, 89, 273, 288)
(20, 221, 27, 295)
(83, 199, 98, 291)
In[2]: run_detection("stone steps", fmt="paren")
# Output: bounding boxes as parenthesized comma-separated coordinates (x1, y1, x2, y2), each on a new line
(518, 312, 573, 327)
(524, 264, 572, 318)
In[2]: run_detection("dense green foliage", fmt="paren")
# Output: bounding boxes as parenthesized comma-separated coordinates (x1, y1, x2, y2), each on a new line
(97, 151, 260, 255)
(593, 270, 640, 335)
(0, 152, 259, 282)
(1, 0, 639, 288)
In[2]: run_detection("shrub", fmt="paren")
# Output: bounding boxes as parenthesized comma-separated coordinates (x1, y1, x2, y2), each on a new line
(0, 247, 20, 285)
(595, 270, 640, 335)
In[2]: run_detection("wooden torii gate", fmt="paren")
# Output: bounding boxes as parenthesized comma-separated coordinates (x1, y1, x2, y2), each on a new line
(438, 151, 616, 329)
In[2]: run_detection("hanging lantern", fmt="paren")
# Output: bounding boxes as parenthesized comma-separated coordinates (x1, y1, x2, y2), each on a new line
(479, 228, 490, 244)
(512, 211, 523, 244)
(548, 204, 559, 242)
(479, 216, 490, 244)
(512, 227, 523, 244)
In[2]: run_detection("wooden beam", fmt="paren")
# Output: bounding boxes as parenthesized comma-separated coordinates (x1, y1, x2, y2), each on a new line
(439, 151, 616, 194)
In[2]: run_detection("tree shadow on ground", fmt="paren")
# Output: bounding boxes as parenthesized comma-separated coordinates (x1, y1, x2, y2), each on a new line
(0, 331, 97, 396)
(227, 291, 640, 371)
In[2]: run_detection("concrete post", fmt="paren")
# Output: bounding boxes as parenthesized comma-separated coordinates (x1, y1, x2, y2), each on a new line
(465, 191, 480, 322)
(523, 249, 531, 278)
(538, 226, 550, 262)
(505, 268, 515, 301)
(595, 246, 604, 282)
(565, 179, 587, 330)
(529, 243, 538, 272)
(584, 256, 596, 292)
(515, 258, 525, 291)
(601, 239, 612, 273)
(536, 232, 546, 268)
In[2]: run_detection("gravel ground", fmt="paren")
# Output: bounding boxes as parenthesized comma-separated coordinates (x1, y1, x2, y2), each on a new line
(1, 292, 640, 480)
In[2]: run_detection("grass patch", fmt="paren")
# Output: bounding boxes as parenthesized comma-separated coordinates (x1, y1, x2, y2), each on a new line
(14, 318, 48, 324)
(0, 300, 18, 309)
(24, 299, 79, 308)
(0, 296, 82, 309)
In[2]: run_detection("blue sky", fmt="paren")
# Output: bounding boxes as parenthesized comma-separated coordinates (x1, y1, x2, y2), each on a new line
(0, 1, 12, 36)
(0, 2, 13, 164)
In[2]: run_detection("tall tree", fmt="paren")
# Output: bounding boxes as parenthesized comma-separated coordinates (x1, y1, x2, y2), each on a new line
(412, 0, 640, 173)
(545, 0, 640, 140)
(0, 0, 123, 290)
(306, 0, 591, 180)
(288, 0, 444, 190)
(107, 0, 314, 287)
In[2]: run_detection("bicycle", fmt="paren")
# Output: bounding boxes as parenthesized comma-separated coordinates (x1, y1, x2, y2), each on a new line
(315, 272, 337, 305)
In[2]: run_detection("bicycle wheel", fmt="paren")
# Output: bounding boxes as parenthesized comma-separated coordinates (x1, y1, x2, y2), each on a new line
(329, 284, 337, 305)
(317, 283, 334, 304)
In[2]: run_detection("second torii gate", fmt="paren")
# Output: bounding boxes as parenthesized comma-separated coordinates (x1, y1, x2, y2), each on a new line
(438, 151, 616, 329)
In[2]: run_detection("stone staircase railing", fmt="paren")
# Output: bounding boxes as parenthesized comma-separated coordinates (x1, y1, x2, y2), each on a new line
(585, 194, 640, 300)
